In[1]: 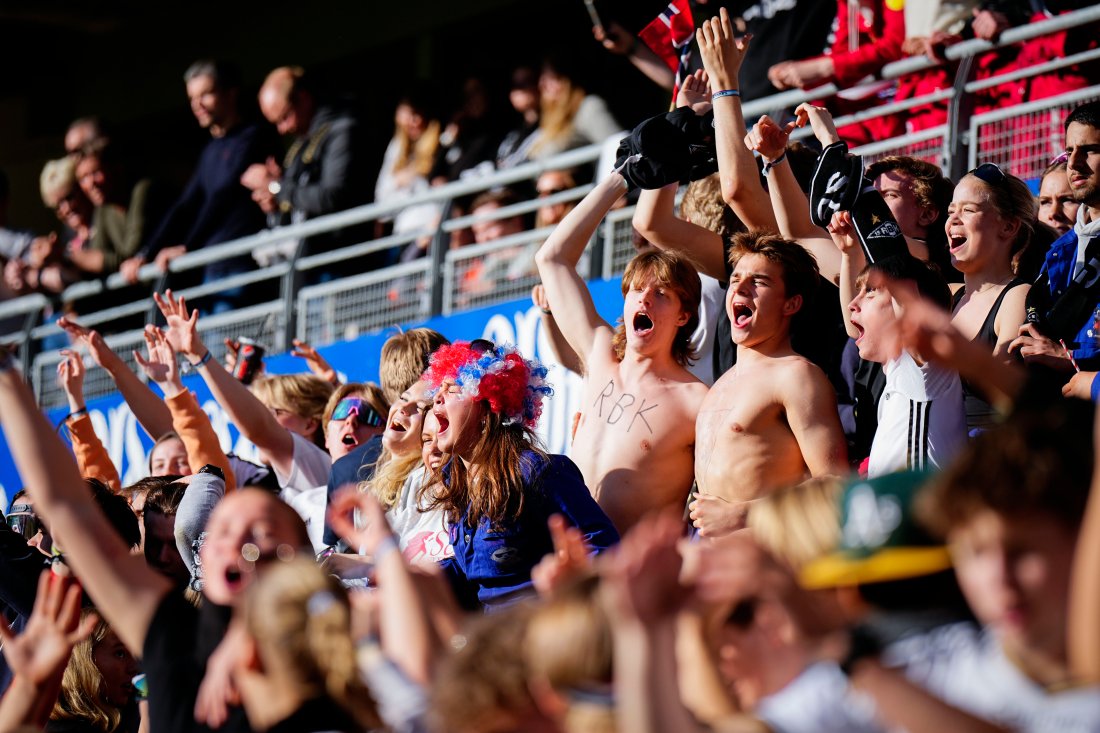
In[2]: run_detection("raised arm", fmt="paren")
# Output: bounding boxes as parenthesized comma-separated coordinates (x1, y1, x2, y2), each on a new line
(744, 114, 841, 284)
(697, 8, 777, 233)
(827, 211, 868, 339)
(329, 488, 436, 686)
(0, 571, 99, 732)
(153, 291, 296, 477)
(0, 360, 172, 656)
(634, 186, 728, 281)
(133, 327, 236, 492)
(534, 174, 624, 358)
(594, 22, 676, 91)
(57, 350, 121, 491)
(58, 317, 174, 440)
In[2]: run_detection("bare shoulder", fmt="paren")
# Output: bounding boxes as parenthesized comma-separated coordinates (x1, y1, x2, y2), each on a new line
(584, 329, 620, 373)
(775, 355, 833, 397)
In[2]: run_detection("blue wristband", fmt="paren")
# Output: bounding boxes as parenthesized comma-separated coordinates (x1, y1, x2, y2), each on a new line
(713, 89, 740, 100)
(189, 350, 213, 369)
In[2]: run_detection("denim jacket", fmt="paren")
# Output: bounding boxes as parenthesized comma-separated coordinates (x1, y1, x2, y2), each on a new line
(440, 451, 619, 609)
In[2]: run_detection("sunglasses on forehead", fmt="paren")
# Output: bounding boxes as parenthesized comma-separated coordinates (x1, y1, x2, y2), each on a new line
(968, 162, 1007, 185)
(330, 397, 385, 427)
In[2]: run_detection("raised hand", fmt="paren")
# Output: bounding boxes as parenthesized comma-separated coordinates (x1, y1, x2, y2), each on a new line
(0, 570, 98, 687)
(328, 486, 396, 558)
(56, 350, 87, 413)
(594, 21, 635, 55)
(133, 326, 183, 396)
(531, 514, 593, 597)
(601, 511, 690, 625)
(696, 7, 750, 93)
(676, 69, 712, 116)
(153, 290, 205, 362)
(794, 103, 841, 147)
(745, 114, 795, 162)
(826, 211, 861, 255)
(290, 339, 336, 385)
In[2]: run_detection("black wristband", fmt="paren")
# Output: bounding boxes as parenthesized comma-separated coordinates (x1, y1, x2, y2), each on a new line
(189, 350, 213, 369)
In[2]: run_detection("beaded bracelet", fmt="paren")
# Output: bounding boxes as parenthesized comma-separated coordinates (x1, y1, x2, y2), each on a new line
(712, 89, 740, 100)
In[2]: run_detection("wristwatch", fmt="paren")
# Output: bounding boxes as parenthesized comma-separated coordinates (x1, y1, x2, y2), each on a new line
(267, 180, 282, 196)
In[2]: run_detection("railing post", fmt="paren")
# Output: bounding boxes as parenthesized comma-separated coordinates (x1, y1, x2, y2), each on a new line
(282, 236, 309, 352)
(17, 301, 43, 395)
(945, 55, 978, 181)
(429, 198, 454, 318)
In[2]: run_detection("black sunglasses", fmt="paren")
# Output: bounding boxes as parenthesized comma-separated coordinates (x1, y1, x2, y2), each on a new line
(969, 162, 1006, 185)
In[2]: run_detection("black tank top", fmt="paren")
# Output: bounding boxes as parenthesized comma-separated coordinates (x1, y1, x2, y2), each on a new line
(951, 278, 1027, 432)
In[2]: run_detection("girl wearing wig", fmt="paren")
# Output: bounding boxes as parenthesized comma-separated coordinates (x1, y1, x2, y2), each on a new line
(421, 340, 619, 610)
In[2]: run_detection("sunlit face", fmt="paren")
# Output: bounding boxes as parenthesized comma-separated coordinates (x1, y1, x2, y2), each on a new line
(1065, 121, 1100, 207)
(75, 155, 108, 207)
(950, 510, 1076, 659)
(420, 411, 444, 471)
(848, 271, 902, 364)
(622, 273, 689, 356)
(93, 629, 140, 708)
(383, 380, 431, 457)
(186, 74, 233, 131)
(143, 510, 189, 584)
(150, 438, 190, 477)
(874, 170, 932, 239)
(1038, 168, 1080, 236)
(727, 254, 797, 347)
(198, 490, 303, 606)
(324, 392, 382, 462)
(944, 176, 1015, 273)
(432, 380, 486, 460)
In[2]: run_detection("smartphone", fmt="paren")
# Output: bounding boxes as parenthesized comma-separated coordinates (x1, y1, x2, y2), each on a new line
(583, 0, 605, 35)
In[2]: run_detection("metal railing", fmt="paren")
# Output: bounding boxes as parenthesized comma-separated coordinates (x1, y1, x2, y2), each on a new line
(5, 5, 1099, 409)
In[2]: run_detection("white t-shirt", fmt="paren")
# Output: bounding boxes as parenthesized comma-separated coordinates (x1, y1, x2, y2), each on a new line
(687, 274, 725, 387)
(386, 465, 453, 566)
(274, 432, 332, 494)
(754, 662, 884, 733)
(281, 484, 328, 555)
(867, 351, 966, 478)
(891, 623, 1100, 733)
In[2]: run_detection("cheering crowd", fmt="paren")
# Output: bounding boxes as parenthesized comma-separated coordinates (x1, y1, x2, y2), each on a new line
(1, 4, 1100, 733)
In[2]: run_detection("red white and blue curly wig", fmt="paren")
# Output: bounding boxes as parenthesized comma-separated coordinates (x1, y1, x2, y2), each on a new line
(422, 341, 553, 428)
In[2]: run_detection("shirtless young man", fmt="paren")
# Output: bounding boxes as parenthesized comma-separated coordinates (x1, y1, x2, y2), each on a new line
(691, 232, 849, 537)
(536, 172, 709, 534)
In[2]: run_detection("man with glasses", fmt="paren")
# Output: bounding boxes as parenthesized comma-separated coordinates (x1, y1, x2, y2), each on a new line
(1012, 101, 1100, 375)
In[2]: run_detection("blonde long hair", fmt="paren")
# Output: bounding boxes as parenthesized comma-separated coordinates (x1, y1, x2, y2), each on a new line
(50, 612, 124, 733)
(360, 448, 422, 509)
(242, 559, 381, 730)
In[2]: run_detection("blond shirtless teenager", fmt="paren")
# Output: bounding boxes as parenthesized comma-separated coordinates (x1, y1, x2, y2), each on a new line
(691, 232, 848, 537)
(535, 172, 709, 533)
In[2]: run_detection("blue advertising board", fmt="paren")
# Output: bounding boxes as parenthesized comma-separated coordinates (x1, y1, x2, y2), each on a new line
(0, 279, 627, 508)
